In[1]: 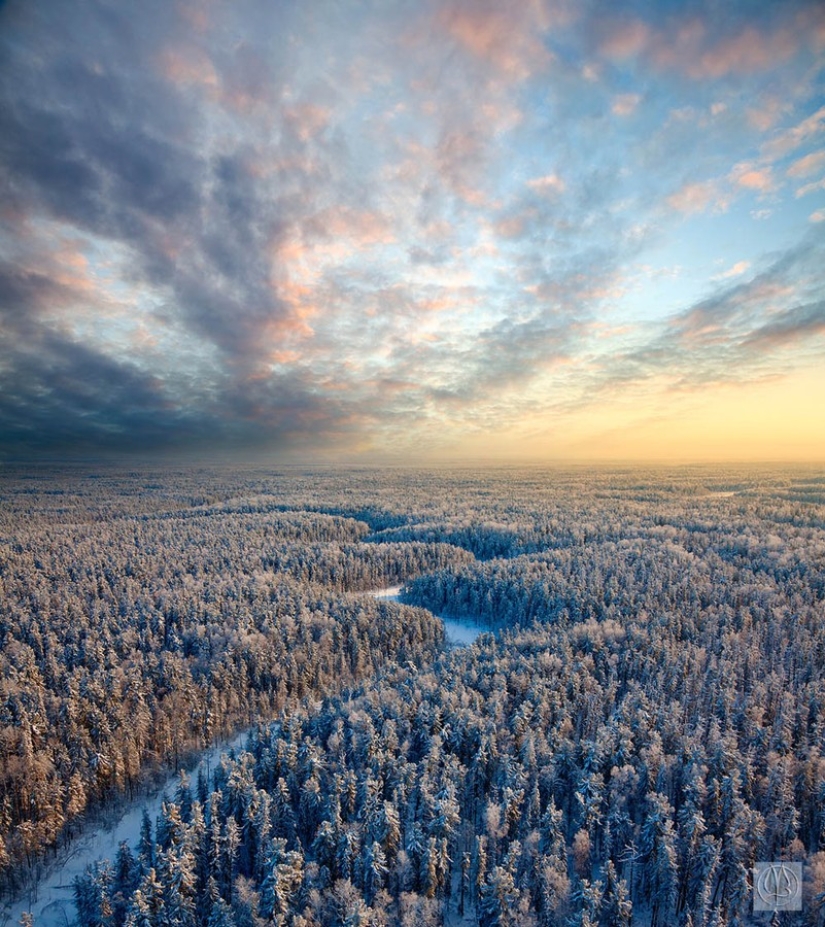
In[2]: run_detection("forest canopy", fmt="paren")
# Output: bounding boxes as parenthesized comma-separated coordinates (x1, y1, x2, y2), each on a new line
(1, 463, 824, 926)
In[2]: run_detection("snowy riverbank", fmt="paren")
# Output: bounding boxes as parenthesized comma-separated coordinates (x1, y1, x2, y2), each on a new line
(2, 729, 251, 927)
(3, 587, 483, 927)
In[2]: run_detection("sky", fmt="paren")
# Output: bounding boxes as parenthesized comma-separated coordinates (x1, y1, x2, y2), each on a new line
(0, 0, 824, 464)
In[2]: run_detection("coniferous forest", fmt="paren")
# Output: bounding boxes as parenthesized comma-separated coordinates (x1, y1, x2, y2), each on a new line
(2, 465, 825, 926)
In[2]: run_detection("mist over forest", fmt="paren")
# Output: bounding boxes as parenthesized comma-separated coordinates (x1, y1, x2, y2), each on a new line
(1, 464, 824, 927)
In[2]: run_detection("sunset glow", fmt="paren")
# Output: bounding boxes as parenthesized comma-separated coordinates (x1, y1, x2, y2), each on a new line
(1, 0, 823, 461)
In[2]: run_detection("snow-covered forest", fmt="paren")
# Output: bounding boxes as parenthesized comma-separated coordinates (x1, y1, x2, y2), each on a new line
(2, 464, 825, 926)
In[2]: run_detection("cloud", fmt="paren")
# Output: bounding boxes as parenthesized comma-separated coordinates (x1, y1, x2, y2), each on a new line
(761, 105, 825, 161)
(158, 46, 220, 92)
(0, 261, 198, 452)
(666, 159, 779, 221)
(730, 163, 776, 193)
(0, 1, 354, 454)
(435, 0, 554, 82)
(612, 93, 641, 117)
(302, 207, 396, 249)
(747, 97, 793, 132)
(684, 24, 800, 80)
(667, 180, 728, 215)
(0, 0, 823, 458)
(786, 149, 825, 178)
(741, 300, 825, 351)
(585, 235, 825, 398)
(434, 126, 493, 206)
(598, 19, 650, 59)
(526, 174, 566, 194)
(596, 3, 825, 81)
(716, 260, 751, 280)
(795, 178, 825, 198)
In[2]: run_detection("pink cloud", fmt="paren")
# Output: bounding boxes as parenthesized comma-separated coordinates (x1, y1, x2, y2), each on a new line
(761, 106, 825, 161)
(391, 128, 492, 207)
(667, 179, 727, 215)
(612, 93, 641, 117)
(581, 62, 600, 82)
(436, 127, 490, 205)
(267, 209, 397, 336)
(590, 322, 635, 340)
(730, 164, 775, 193)
(284, 104, 332, 143)
(494, 214, 529, 239)
(418, 295, 462, 314)
(787, 149, 825, 178)
(269, 350, 301, 365)
(599, 19, 650, 59)
(687, 25, 798, 79)
(746, 97, 792, 132)
(299, 207, 396, 249)
(217, 43, 280, 115)
(436, 1, 553, 81)
(177, 0, 211, 35)
(260, 304, 316, 344)
(716, 260, 751, 280)
(796, 178, 825, 198)
(158, 40, 286, 119)
(527, 174, 565, 194)
(647, 18, 706, 71)
(599, 6, 825, 81)
(158, 46, 219, 92)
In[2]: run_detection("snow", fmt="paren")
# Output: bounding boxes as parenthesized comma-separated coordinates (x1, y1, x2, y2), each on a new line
(440, 616, 485, 645)
(4, 586, 483, 927)
(371, 585, 404, 599)
(3, 729, 251, 927)
(367, 586, 486, 647)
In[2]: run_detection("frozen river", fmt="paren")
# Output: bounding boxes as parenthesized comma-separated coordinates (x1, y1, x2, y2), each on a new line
(2, 728, 251, 927)
(370, 585, 486, 646)
(3, 586, 484, 926)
